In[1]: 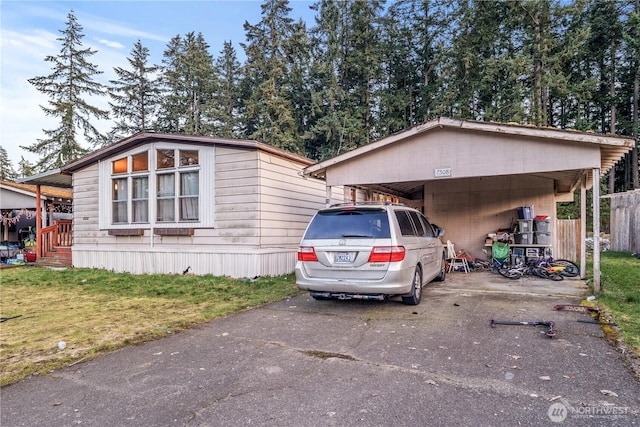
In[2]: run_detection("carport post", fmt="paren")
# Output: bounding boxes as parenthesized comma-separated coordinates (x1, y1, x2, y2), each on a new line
(592, 168, 601, 293)
(580, 175, 587, 279)
(325, 185, 332, 207)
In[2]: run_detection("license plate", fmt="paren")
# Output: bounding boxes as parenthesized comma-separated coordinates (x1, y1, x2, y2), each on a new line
(334, 252, 352, 263)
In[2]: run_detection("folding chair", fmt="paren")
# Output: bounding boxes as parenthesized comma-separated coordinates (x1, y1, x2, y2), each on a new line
(447, 240, 469, 273)
(491, 241, 510, 270)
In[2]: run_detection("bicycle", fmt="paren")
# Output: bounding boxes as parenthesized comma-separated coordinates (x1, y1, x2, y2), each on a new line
(537, 257, 579, 277)
(498, 257, 564, 281)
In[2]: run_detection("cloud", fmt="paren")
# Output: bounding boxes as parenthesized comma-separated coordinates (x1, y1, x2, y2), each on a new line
(96, 38, 126, 49)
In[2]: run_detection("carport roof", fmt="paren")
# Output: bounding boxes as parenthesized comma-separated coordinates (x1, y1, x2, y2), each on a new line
(303, 118, 635, 196)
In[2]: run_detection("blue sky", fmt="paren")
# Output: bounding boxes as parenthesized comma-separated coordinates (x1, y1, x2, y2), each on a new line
(0, 0, 316, 167)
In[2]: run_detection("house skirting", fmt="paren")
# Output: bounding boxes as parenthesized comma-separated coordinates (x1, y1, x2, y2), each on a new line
(72, 247, 297, 278)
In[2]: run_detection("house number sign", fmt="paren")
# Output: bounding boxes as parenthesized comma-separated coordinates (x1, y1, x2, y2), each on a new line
(434, 168, 451, 177)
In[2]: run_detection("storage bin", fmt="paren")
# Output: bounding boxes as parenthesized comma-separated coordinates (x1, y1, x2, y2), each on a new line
(535, 219, 550, 232)
(526, 248, 540, 257)
(514, 232, 534, 244)
(517, 219, 534, 233)
(517, 206, 534, 219)
(535, 232, 551, 245)
(25, 252, 36, 262)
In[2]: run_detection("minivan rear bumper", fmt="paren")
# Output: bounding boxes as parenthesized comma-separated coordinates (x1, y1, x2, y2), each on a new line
(295, 265, 414, 296)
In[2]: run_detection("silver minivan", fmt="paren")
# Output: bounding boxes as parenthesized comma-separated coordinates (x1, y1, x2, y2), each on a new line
(295, 203, 446, 305)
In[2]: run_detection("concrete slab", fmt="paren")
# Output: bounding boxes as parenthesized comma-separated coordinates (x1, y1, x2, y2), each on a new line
(1, 272, 638, 426)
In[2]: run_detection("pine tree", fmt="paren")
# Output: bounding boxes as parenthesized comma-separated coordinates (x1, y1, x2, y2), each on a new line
(624, 1, 640, 188)
(24, 10, 108, 170)
(342, 0, 385, 143)
(156, 32, 216, 135)
(0, 146, 17, 181)
(108, 40, 161, 141)
(379, 0, 450, 133)
(17, 156, 36, 179)
(212, 41, 243, 138)
(241, 0, 301, 152)
(304, 0, 352, 160)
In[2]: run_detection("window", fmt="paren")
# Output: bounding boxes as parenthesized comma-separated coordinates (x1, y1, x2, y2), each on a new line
(102, 144, 210, 229)
(408, 211, 426, 236)
(111, 154, 149, 223)
(156, 149, 199, 223)
(132, 177, 149, 223)
(303, 209, 390, 239)
(419, 214, 436, 238)
(110, 149, 200, 224)
(112, 178, 128, 223)
(179, 171, 199, 220)
(395, 211, 417, 236)
(156, 173, 174, 221)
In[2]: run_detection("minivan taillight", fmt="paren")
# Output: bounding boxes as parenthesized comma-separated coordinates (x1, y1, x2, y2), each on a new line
(298, 246, 318, 262)
(368, 246, 406, 262)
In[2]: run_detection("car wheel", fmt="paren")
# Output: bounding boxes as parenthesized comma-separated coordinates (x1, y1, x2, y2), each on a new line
(434, 254, 446, 282)
(402, 267, 422, 305)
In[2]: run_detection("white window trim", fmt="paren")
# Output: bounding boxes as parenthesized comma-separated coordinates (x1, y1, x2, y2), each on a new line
(99, 143, 215, 229)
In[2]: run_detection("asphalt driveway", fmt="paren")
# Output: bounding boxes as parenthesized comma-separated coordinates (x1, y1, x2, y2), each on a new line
(1, 273, 639, 426)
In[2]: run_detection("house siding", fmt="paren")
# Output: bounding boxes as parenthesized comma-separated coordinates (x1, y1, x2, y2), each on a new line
(71, 144, 338, 277)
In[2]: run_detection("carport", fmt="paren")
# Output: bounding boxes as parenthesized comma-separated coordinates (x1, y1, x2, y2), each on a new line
(302, 118, 635, 292)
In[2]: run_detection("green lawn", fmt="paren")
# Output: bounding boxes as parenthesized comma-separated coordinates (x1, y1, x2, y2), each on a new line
(586, 252, 640, 356)
(0, 268, 302, 386)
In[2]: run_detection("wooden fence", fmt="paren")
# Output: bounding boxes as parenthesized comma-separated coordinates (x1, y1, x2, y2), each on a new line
(556, 219, 580, 261)
(608, 190, 640, 254)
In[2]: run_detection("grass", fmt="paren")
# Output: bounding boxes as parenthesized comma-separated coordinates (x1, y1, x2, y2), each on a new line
(0, 267, 302, 387)
(586, 252, 640, 357)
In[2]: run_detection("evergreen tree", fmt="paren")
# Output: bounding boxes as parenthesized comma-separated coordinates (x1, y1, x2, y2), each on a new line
(342, 0, 385, 142)
(241, 0, 302, 152)
(620, 0, 639, 189)
(17, 156, 36, 178)
(108, 40, 161, 141)
(212, 41, 243, 138)
(24, 10, 108, 170)
(156, 32, 216, 135)
(0, 146, 17, 181)
(547, 0, 593, 130)
(304, 0, 353, 160)
(379, 0, 449, 133)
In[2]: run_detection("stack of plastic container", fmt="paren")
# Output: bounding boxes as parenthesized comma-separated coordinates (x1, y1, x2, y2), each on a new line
(534, 216, 551, 244)
(515, 206, 534, 244)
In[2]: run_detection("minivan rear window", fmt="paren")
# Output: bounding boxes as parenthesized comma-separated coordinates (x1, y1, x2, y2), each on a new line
(304, 209, 391, 239)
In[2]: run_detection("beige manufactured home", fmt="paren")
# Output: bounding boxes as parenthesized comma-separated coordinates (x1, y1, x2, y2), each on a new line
(23, 132, 342, 277)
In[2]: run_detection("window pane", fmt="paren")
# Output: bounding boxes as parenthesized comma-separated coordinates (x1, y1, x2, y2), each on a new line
(409, 212, 425, 236)
(180, 150, 199, 166)
(180, 197, 198, 220)
(112, 178, 128, 223)
(180, 172, 199, 195)
(132, 152, 148, 172)
(132, 177, 148, 223)
(303, 209, 390, 239)
(395, 211, 416, 236)
(157, 174, 175, 222)
(179, 172, 199, 220)
(112, 158, 128, 174)
(157, 149, 174, 169)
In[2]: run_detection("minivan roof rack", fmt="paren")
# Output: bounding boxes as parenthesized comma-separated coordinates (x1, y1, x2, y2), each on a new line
(329, 201, 406, 208)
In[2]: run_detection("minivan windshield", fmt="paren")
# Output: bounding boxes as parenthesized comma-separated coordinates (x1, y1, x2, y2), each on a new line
(304, 209, 391, 239)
